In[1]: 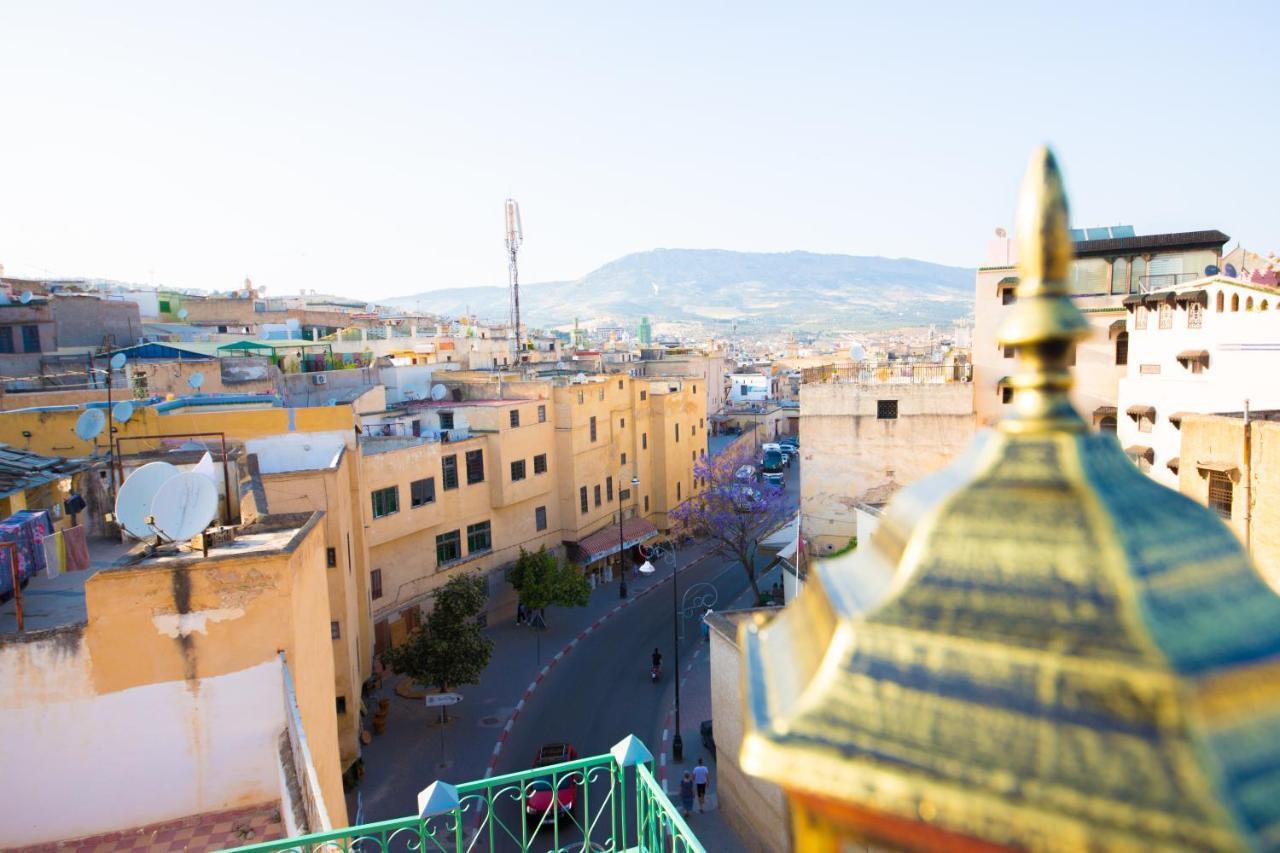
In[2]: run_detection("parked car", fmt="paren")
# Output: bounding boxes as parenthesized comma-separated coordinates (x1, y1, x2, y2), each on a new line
(779, 435, 799, 449)
(735, 464, 756, 481)
(526, 743, 579, 823)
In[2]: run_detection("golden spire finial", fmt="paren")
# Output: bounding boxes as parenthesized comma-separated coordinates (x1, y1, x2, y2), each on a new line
(998, 146, 1091, 432)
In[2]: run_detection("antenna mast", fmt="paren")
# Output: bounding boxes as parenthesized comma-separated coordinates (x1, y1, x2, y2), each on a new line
(505, 199, 523, 364)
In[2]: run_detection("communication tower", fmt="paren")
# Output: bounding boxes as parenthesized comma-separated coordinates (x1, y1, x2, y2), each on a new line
(505, 199, 524, 363)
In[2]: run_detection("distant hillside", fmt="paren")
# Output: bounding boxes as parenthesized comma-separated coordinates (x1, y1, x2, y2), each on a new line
(382, 248, 974, 330)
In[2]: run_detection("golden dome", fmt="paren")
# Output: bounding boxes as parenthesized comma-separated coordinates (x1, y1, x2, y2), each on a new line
(740, 148, 1280, 850)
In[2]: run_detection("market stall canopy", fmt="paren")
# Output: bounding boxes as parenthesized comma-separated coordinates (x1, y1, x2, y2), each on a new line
(571, 517, 658, 565)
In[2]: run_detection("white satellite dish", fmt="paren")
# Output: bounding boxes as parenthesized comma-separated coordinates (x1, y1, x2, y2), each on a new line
(150, 472, 218, 541)
(114, 461, 180, 539)
(575, 373, 587, 383)
(189, 371, 205, 389)
(110, 353, 127, 370)
(191, 451, 219, 487)
(112, 401, 134, 423)
(430, 384, 448, 401)
(74, 408, 106, 441)
(177, 308, 189, 319)
(19, 290, 33, 304)
(326, 397, 337, 406)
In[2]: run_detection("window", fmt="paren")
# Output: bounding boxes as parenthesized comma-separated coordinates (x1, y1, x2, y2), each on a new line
(371, 486, 399, 518)
(1247, 296, 1255, 311)
(1099, 416, 1117, 434)
(589, 416, 597, 442)
(331, 621, 341, 639)
(411, 477, 436, 507)
(538, 404, 546, 423)
(1110, 258, 1129, 295)
(1208, 471, 1233, 520)
(511, 459, 526, 481)
(336, 696, 347, 714)
(1115, 332, 1128, 366)
(1231, 293, 1240, 312)
(159, 299, 171, 313)
(1002, 344, 1015, 358)
(1130, 256, 1146, 293)
(439, 411, 455, 430)
(640, 390, 647, 401)
(533, 453, 547, 474)
(606, 476, 613, 502)
(621, 452, 627, 465)
(1001, 386, 1014, 405)
(1135, 304, 1148, 330)
(700, 418, 704, 429)
(1216, 291, 1225, 312)
(594, 484, 602, 507)
(675, 424, 680, 442)
(620, 488, 631, 501)
(1263, 300, 1271, 311)
(693, 385, 697, 394)
(580, 486, 588, 514)
(371, 569, 383, 599)
(577, 391, 584, 404)
(877, 400, 899, 420)
(1159, 301, 1173, 329)
(442, 455, 459, 490)
(465, 449, 484, 484)
(0, 327, 12, 354)
(467, 521, 492, 554)
(326, 547, 337, 568)
(509, 409, 520, 427)
(618, 379, 624, 389)
(677, 482, 682, 500)
(692, 450, 696, 461)
(21, 325, 40, 353)
(1001, 287, 1017, 306)
(642, 433, 648, 450)
(436, 530, 462, 564)
(598, 389, 605, 401)
(644, 495, 649, 512)
(535, 506, 547, 531)
(620, 417, 625, 428)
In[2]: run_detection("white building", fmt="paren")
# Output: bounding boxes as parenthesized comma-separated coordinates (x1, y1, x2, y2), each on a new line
(728, 372, 771, 403)
(1117, 275, 1280, 487)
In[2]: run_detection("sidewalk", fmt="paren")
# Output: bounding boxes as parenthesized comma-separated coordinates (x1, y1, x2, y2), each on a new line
(357, 537, 719, 823)
(654, 563, 785, 852)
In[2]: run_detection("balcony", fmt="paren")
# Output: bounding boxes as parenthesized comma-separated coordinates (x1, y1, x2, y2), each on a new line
(223, 736, 704, 853)
(801, 362, 971, 385)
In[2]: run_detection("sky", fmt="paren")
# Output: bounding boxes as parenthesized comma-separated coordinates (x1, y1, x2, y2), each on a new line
(1, 2, 1276, 299)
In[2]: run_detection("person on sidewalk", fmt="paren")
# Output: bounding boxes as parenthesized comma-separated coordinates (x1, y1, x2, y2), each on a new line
(693, 758, 711, 812)
(679, 771, 694, 817)
(516, 603, 526, 626)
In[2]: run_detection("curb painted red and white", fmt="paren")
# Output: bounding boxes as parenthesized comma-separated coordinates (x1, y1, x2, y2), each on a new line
(483, 552, 711, 780)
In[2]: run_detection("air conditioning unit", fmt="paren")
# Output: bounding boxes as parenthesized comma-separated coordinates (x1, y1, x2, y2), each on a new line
(312, 374, 328, 386)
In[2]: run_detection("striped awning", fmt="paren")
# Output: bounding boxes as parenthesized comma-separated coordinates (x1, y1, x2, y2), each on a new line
(1167, 457, 1180, 472)
(1126, 405, 1156, 419)
(572, 517, 659, 565)
(1195, 460, 1238, 475)
(1125, 445, 1154, 463)
(1093, 406, 1118, 420)
(1122, 295, 1144, 308)
(1169, 411, 1193, 427)
(1176, 350, 1209, 362)
(1175, 289, 1209, 304)
(1109, 319, 1127, 339)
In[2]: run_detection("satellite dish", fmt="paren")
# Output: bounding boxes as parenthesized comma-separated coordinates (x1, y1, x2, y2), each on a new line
(114, 461, 180, 539)
(575, 373, 587, 383)
(994, 227, 1007, 238)
(191, 451, 219, 486)
(189, 372, 205, 389)
(556, 361, 566, 370)
(19, 290, 33, 304)
(1225, 263, 1238, 278)
(430, 384, 448, 401)
(74, 408, 107, 441)
(326, 397, 337, 406)
(112, 401, 134, 423)
(150, 472, 218, 541)
(1205, 265, 1221, 277)
(110, 352, 127, 370)
(177, 308, 189, 319)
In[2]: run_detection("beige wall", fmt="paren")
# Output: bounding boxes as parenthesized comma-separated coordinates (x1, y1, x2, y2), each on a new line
(1178, 415, 1280, 589)
(800, 382, 974, 554)
(707, 611, 788, 852)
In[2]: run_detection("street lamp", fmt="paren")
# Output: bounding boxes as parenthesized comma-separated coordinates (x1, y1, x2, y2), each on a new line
(671, 540, 683, 761)
(619, 474, 639, 598)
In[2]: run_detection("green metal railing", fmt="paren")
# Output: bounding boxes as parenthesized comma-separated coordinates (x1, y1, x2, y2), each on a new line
(224, 736, 703, 853)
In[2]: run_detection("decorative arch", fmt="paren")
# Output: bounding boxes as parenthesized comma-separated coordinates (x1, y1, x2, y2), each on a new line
(1247, 296, 1254, 311)
(1263, 300, 1270, 311)
(1216, 291, 1225, 312)
(1231, 293, 1240, 312)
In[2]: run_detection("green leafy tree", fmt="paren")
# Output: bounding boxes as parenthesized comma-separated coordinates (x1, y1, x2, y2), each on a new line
(508, 546, 591, 624)
(381, 573, 493, 716)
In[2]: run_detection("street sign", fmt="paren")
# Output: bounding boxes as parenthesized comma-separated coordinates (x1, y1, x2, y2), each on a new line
(424, 693, 463, 708)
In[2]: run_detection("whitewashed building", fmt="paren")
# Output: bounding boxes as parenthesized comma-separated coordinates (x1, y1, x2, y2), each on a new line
(1116, 275, 1280, 487)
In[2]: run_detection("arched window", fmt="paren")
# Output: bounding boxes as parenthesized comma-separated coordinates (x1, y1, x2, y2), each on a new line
(1115, 331, 1129, 366)
(1247, 296, 1254, 311)
(1263, 300, 1270, 311)
(1099, 416, 1117, 434)
(1216, 291, 1225, 312)
(1231, 293, 1240, 312)
(1188, 301, 1203, 328)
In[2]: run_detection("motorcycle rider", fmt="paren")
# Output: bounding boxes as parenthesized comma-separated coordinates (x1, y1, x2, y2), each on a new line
(651, 647, 663, 676)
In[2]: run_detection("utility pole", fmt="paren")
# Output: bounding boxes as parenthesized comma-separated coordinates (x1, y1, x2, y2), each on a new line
(505, 199, 523, 365)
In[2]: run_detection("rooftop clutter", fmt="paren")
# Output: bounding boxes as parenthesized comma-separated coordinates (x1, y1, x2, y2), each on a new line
(740, 148, 1280, 851)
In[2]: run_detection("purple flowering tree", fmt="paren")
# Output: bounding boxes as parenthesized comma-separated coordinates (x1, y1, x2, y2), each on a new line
(670, 442, 791, 604)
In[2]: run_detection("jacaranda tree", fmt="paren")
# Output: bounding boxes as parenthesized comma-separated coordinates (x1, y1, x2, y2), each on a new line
(670, 442, 791, 604)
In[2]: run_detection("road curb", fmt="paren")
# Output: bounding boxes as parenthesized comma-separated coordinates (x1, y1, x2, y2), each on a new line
(656, 646, 704, 791)
(482, 551, 712, 780)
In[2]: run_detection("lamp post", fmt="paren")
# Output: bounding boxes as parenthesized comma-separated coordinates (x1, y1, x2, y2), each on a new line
(619, 474, 638, 598)
(671, 541, 684, 761)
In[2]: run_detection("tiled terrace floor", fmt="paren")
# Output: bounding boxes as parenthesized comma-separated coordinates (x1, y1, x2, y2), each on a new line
(24, 803, 284, 852)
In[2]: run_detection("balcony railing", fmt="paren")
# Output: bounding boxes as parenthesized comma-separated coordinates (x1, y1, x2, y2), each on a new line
(1138, 273, 1201, 292)
(802, 362, 971, 385)
(223, 736, 703, 853)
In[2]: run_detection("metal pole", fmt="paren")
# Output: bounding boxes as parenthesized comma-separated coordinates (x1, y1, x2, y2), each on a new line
(619, 478, 628, 598)
(672, 546, 683, 761)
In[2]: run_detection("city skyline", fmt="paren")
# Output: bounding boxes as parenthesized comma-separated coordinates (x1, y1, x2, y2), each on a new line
(2, 2, 1276, 298)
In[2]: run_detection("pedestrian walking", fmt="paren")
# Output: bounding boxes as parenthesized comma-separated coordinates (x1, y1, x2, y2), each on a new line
(679, 771, 694, 817)
(692, 758, 710, 812)
(516, 603, 526, 626)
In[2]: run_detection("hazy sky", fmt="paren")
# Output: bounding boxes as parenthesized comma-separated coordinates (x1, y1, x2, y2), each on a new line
(1, 2, 1275, 298)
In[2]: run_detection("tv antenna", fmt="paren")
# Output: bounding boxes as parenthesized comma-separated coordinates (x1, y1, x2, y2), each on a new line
(505, 199, 524, 365)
